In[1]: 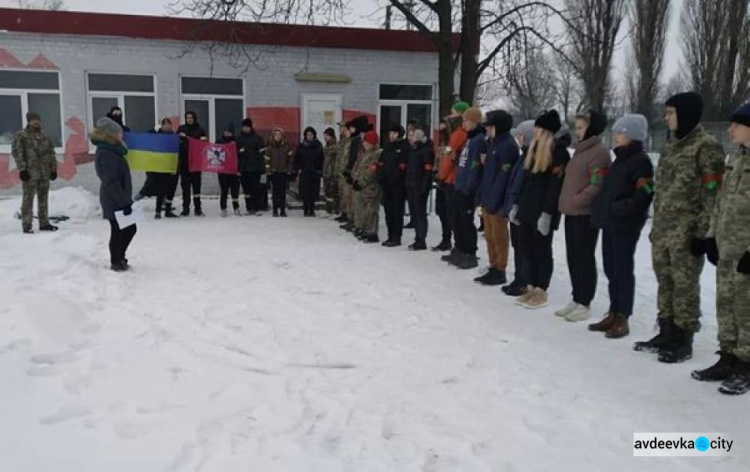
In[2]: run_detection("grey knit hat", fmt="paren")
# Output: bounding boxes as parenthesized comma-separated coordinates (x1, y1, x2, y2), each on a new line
(515, 119, 535, 145)
(96, 117, 124, 136)
(612, 114, 648, 142)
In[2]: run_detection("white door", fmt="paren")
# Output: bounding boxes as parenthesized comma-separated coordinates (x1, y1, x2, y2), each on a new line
(301, 94, 342, 141)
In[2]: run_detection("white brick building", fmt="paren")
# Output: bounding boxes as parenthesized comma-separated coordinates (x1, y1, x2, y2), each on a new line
(0, 8, 445, 195)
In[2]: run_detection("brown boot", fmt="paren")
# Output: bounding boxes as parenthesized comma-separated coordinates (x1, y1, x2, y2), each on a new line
(588, 312, 616, 332)
(605, 314, 630, 339)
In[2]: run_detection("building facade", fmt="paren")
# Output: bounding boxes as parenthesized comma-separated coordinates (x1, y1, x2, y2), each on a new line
(0, 8, 444, 195)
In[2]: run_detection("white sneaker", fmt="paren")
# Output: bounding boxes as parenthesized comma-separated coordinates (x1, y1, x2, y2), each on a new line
(555, 301, 579, 318)
(565, 305, 592, 322)
(234, 209, 242, 216)
(523, 288, 549, 310)
(254, 211, 263, 217)
(221, 210, 228, 218)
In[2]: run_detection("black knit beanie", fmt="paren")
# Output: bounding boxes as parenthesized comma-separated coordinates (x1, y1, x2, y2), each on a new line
(535, 109, 562, 134)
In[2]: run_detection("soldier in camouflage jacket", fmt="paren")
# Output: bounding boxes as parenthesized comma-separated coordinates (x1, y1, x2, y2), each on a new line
(634, 92, 726, 363)
(11, 112, 58, 233)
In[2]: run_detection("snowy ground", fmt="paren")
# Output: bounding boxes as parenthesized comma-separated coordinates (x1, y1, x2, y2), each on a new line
(0, 188, 747, 472)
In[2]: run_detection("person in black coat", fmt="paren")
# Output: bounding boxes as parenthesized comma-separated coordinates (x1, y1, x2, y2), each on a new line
(135, 118, 178, 219)
(589, 114, 654, 339)
(236, 118, 267, 215)
(176, 111, 208, 216)
(379, 123, 408, 247)
(404, 128, 434, 250)
(512, 110, 570, 309)
(294, 127, 325, 216)
(106, 106, 130, 132)
(217, 123, 242, 217)
(93, 117, 135, 272)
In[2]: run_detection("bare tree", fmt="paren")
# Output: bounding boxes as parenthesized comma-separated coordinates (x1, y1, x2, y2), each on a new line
(564, 0, 625, 111)
(15, 0, 65, 9)
(552, 46, 580, 122)
(682, 0, 749, 120)
(502, 41, 557, 121)
(627, 0, 670, 124)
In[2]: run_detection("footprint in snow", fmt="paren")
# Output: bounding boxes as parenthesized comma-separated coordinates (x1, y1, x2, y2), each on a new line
(39, 405, 91, 425)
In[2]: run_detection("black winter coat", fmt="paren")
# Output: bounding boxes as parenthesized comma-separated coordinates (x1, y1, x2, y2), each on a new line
(379, 138, 408, 187)
(237, 131, 266, 173)
(294, 140, 325, 175)
(516, 139, 571, 229)
(177, 123, 207, 173)
(404, 140, 434, 193)
(95, 143, 133, 220)
(345, 134, 363, 174)
(592, 142, 654, 233)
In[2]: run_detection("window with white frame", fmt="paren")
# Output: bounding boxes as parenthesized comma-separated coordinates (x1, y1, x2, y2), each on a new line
(180, 76, 245, 142)
(377, 83, 435, 146)
(0, 70, 63, 149)
(87, 73, 157, 133)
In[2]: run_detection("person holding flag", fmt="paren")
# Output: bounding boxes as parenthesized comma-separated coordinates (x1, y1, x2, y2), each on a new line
(133, 118, 179, 219)
(217, 124, 242, 217)
(176, 111, 208, 217)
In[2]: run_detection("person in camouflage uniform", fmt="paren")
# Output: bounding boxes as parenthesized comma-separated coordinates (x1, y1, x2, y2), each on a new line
(322, 127, 340, 217)
(340, 116, 369, 231)
(336, 122, 353, 224)
(634, 92, 726, 363)
(691, 103, 750, 395)
(12, 112, 59, 234)
(352, 130, 383, 243)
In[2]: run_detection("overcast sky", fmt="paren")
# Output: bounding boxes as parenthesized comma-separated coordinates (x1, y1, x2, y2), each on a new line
(2, 0, 685, 85)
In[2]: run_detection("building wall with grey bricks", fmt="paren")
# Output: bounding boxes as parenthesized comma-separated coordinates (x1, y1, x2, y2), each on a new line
(0, 31, 440, 199)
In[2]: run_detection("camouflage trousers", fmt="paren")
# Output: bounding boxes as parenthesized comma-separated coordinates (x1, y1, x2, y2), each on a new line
(652, 233, 705, 332)
(355, 189, 381, 235)
(324, 177, 340, 215)
(716, 257, 750, 361)
(340, 177, 356, 222)
(21, 178, 50, 230)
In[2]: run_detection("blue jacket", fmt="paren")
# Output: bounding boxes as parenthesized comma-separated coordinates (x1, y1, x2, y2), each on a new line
(454, 126, 486, 197)
(502, 147, 526, 216)
(479, 131, 520, 214)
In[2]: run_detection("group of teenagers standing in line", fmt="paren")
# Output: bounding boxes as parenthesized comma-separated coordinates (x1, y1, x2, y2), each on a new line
(326, 95, 750, 396)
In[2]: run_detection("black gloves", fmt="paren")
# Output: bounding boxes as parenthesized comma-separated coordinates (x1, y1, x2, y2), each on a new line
(690, 238, 707, 257)
(50, 171, 57, 181)
(123, 205, 133, 216)
(704, 238, 719, 266)
(738, 252, 750, 275)
(346, 175, 354, 185)
(352, 181, 363, 191)
(342, 170, 351, 178)
(19, 170, 30, 181)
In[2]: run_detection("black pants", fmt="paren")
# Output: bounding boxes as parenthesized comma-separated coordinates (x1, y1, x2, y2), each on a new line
(406, 188, 429, 242)
(565, 215, 600, 306)
(270, 173, 288, 210)
(435, 187, 452, 243)
(509, 222, 528, 286)
(518, 221, 554, 290)
(164, 174, 179, 211)
(179, 171, 202, 210)
(139, 172, 172, 213)
(108, 219, 137, 265)
(219, 174, 240, 211)
(240, 172, 263, 212)
(453, 191, 478, 256)
(446, 185, 460, 243)
(299, 172, 321, 214)
(382, 184, 405, 242)
(602, 230, 641, 317)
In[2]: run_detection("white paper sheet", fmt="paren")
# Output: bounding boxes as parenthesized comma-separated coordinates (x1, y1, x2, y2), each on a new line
(114, 201, 145, 229)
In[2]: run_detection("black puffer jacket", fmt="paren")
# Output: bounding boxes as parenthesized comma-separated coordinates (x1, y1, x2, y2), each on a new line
(177, 120, 207, 173)
(94, 142, 132, 220)
(592, 141, 654, 233)
(404, 140, 434, 194)
(294, 139, 325, 175)
(379, 138, 408, 187)
(237, 131, 266, 173)
(516, 135, 571, 229)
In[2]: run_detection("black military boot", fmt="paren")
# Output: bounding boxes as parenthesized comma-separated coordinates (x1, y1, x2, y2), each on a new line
(441, 247, 459, 262)
(719, 361, 750, 395)
(692, 352, 738, 382)
(455, 253, 479, 270)
(180, 205, 190, 217)
(382, 239, 401, 248)
(408, 239, 427, 251)
(633, 317, 676, 353)
(194, 199, 205, 217)
(363, 234, 380, 244)
(502, 279, 526, 297)
(658, 326, 694, 363)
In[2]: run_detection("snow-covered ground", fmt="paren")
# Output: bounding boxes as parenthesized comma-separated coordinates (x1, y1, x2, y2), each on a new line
(0, 188, 746, 472)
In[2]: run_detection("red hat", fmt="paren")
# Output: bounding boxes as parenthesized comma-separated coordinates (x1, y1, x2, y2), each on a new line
(364, 130, 379, 146)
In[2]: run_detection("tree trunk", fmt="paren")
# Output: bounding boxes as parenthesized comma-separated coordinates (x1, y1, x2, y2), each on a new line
(458, 0, 481, 105)
(435, 0, 456, 116)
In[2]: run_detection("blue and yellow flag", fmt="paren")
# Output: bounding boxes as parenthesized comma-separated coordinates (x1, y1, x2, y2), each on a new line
(124, 132, 179, 174)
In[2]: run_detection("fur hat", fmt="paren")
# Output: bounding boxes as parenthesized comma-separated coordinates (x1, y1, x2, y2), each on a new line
(535, 109, 562, 133)
(483, 110, 513, 133)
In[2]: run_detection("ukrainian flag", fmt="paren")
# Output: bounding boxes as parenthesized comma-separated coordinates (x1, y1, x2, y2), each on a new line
(124, 132, 180, 174)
